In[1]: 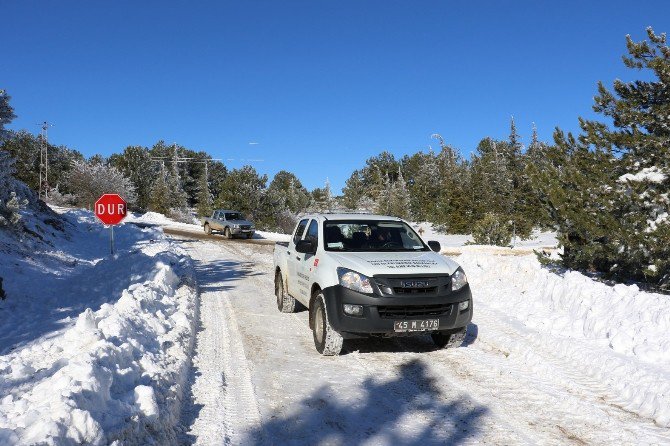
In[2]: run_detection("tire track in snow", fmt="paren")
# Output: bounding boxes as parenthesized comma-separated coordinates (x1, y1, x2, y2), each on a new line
(180, 242, 262, 445)
(426, 305, 670, 445)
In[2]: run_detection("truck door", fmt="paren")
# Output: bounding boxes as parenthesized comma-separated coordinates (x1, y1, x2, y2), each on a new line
(213, 211, 225, 231)
(295, 219, 320, 301)
(287, 218, 309, 298)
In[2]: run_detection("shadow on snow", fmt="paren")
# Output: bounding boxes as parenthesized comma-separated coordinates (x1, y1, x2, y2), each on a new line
(245, 358, 488, 445)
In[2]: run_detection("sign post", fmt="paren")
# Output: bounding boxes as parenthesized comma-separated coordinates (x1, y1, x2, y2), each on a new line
(94, 194, 127, 255)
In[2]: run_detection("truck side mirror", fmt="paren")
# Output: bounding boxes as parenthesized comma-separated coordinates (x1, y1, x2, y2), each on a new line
(427, 241, 441, 252)
(295, 239, 315, 254)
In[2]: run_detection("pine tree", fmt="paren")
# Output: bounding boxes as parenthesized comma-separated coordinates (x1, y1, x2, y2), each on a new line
(109, 146, 155, 210)
(342, 170, 366, 210)
(196, 165, 213, 217)
(0, 152, 28, 228)
(432, 135, 470, 232)
(0, 89, 16, 141)
(310, 179, 336, 212)
(529, 129, 619, 270)
(523, 123, 552, 229)
(470, 138, 512, 220)
(217, 165, 267, 220)
(1, 130, 84, 194)
(149, 162, 171, 214)
(268, 170, 310, 213)
(574, 27, 670, 288)
(389, 168, 411, 219)
(165, 145, 188, 210)
(374, 173, 393, 216)
(403, 149, 440, 222)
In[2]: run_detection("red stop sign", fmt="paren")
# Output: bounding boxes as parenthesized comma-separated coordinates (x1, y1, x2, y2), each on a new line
(95, 194, 127, 225)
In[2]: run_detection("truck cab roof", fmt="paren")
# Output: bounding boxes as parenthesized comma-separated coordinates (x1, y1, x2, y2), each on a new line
(299, 213, 403, 222)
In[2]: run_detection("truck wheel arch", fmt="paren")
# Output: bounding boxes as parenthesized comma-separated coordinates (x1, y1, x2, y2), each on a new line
(275, 267, 286, 291)
(308, 284, 322, 329)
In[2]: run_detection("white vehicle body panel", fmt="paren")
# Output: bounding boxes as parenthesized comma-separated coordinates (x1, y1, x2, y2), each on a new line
(273, 213, 460, 307)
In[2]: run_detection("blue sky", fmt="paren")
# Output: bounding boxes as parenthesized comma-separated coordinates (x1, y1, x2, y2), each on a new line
(2, 1, 668, 193)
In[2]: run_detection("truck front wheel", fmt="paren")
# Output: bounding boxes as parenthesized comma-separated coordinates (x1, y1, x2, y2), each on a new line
(312, 293, 343, 356)
(224, 227, 232, 239)
(431, 327, 467, 349)
(275, 272, 296, 313)
(204, 223, 212, 235)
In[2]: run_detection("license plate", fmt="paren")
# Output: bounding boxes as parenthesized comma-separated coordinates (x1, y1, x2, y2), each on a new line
(393, 319, 439, 332)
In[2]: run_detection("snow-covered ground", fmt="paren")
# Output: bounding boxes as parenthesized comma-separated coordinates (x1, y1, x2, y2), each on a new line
(171, 229, 670, 445)
(0, 208, 197, 445)
(3, 208, 669, 445)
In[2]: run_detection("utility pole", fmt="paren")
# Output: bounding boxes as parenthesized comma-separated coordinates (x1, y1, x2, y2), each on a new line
(38, 121, 53, 201)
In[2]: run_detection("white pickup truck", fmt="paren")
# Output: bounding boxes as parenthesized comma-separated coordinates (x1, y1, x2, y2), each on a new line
(273, 213, 472, 355)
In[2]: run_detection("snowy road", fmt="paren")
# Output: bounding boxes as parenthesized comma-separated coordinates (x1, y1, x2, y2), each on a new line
(173, 235, 670, 446)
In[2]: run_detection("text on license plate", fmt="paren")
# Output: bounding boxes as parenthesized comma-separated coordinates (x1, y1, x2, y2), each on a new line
(393, 319, 439, 332)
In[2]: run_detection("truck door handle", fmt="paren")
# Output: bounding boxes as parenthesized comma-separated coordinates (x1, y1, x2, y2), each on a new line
(295, 256, 300, 261)
(287, 251, 291, 255)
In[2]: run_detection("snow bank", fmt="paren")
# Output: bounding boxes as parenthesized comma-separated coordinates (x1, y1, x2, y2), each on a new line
(412, 222, 557, 251)
(459, 252, 670, 427)
(0, 209, 198, 445)
(126, 210, 291, 242)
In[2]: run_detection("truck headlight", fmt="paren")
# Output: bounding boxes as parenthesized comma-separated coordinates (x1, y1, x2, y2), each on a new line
(232, 224, 239, 228)
(337, 267, 374, 294)
(451, 269, 468, 291)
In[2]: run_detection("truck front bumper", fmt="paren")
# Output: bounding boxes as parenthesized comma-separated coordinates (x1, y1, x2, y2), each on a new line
(321, 284, 473, 338)
(230, 227, 255, 236)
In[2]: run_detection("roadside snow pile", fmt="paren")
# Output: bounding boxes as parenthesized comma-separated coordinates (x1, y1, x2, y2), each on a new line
(459, 252, 670, 427)
(128, 211, 199, 227)
(0, 208, 197, 445)
(412, 222, 557, 251)
(126, 210, 292, 242)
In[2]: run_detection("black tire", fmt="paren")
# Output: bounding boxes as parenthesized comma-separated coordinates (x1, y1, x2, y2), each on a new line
(246, 233, 253, 239)
(312, 293, 343, 356)
(204, 223, 212, 235)
(275, 272, 296, 313)
(431, 327, 467, 349)
(224, 227, 232, 239)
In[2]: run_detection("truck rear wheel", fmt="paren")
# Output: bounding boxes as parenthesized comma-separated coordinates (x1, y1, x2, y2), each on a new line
(275, 272, 296, 313)
(204, 223, 212, 235)
(312, 293, 343, 356)
(431, 327, 467, 349)
(224, 227, 232, 239)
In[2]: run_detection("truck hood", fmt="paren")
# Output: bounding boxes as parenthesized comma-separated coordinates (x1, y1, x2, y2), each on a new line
(327, 251, 460, 277)
(227, 219, 254, 226)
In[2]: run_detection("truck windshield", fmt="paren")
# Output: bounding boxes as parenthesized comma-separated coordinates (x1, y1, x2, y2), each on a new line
(224, 213, 244, 220)
(324, 220, 429, 252)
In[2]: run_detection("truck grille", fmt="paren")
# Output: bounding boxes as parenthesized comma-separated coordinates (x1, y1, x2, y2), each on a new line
(377, 304, 452, 319)
(240, 225, 251, 230)
(392, 286, 438, 295)
(374, 275, 450, 296)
